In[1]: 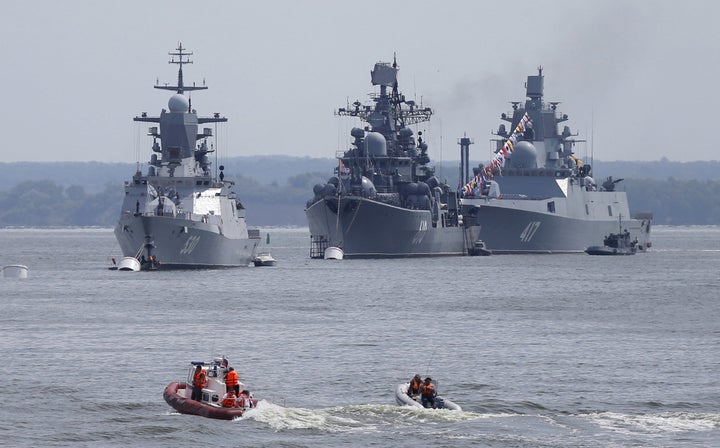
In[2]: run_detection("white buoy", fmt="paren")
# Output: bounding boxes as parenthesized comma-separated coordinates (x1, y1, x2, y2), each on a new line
(324, 247, 344, 260)
(3, 264, 29, 279)
(117, 257, 141, 272)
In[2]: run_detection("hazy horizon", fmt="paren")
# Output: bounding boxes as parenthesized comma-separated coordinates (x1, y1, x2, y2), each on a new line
(2, 1, 718, 164)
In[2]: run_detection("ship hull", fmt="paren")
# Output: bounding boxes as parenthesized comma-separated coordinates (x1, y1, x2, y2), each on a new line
(462, 195, 651, 254)
(306, 196, 468, 258)
(114, 213, 259, 268)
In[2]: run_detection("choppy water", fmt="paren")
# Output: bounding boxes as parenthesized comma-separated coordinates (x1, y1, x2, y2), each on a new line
(1, 226, 719, 447)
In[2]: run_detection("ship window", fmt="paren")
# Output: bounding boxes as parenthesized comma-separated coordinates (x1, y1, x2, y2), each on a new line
(585, 204, 589, 215)
(547, 201, 555, 213)
(608, 205, 613, 216)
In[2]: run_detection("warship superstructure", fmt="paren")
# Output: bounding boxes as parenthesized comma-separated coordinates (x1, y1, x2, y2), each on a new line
(114, 44, 260, 268)
(459, 68, 652, 253)
(305, 58, 469, 258)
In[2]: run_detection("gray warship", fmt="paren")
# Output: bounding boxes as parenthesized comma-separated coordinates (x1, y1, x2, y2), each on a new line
(459, 68, 652, 253)
(305, 58, 468, 258)
(114, 44, 260, 268)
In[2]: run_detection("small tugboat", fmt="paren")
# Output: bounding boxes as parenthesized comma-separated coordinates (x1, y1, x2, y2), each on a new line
(585, 230, 638, 255)
(395, 377, 462, 411)
(163, 357, 258, 420)
(585, 216, 639, 255)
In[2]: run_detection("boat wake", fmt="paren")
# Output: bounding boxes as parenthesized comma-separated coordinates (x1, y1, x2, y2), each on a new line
(238, 401, 485, 431)
(583, 411, 720, 435)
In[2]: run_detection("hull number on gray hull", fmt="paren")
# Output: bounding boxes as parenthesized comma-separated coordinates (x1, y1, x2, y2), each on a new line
(411, 219, 428, 245)
(520, 221, 541, 243)
(180, 235, 201, 254)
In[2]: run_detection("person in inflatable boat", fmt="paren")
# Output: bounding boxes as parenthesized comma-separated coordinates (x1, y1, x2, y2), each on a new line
(408, 374, 422, 396)
(235, 390, 254, 409)
(225, 366, 240, 395)
(191, 365, 207, 402)
(221, 389, 237, 408)
(420, 377, 437, 408)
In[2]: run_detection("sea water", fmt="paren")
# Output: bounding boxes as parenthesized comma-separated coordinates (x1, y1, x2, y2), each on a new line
(0, 226, 718, 447)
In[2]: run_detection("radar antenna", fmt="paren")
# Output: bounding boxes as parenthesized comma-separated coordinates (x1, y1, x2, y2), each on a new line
(154, 43, 208, 94)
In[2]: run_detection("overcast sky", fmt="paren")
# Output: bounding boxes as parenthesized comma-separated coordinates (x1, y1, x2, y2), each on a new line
(1, 0, 718, 164)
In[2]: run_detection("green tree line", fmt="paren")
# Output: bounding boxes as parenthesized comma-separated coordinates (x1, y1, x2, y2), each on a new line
(0, 177, 718, 227)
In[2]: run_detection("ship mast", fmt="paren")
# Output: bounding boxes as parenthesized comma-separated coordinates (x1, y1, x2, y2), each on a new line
(134, 44, 227, 179)
(337, 56, 432, 127)
(154, 43, 208, 94)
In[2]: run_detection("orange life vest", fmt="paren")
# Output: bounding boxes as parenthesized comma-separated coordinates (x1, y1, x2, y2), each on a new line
(221, 393, 236, 408)
(409, 378, 422, 393)
(421, 383, 435, 397)
(193, 370, 207, 388)
(225, 370, 239, 387)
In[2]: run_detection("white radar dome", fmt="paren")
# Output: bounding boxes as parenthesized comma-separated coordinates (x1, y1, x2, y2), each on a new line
(168, 94, 189, 112)
(365, 132, 387, 156)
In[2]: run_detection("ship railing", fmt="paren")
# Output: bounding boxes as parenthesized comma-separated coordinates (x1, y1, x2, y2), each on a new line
(503, 104, 565, 119)
(138, 210, 188, 218)
(497, 193, 554, 200)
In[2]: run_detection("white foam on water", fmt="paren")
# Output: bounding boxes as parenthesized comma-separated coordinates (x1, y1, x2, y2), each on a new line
(237, 401, 496, 432)
(584, 411, 720, 435)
